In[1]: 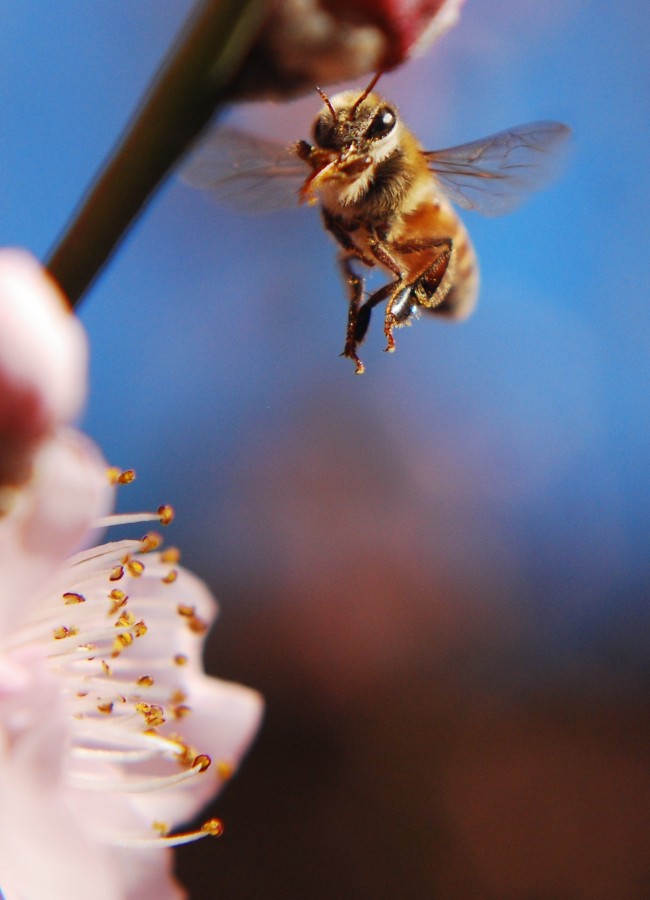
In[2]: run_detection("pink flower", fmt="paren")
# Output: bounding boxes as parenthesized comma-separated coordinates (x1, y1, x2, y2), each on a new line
(0, 251, 86, 492)
(228, 0, 466, 100)
(0, 252, 263, 899)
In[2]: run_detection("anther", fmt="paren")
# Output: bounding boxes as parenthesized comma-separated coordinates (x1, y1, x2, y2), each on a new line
(216, 760, 234, 780)
(161, 547, 181, 564)
(106, 467, 136, 485)
(201, 819, 224, 837)
(53, 626, 78, 640)
(193, 754, 211, 772)
(157, 505, 174, 526)
(140, 532, 162, 552)
(126, 559, 145, 578)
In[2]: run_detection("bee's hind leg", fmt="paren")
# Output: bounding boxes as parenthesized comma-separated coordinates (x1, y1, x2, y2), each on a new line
(351, 280, 397, 359)
(382, 239, 454, 351)
(383, 284, 416, 352)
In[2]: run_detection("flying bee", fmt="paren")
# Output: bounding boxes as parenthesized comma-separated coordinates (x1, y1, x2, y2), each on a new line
(184, 73, 570, 373)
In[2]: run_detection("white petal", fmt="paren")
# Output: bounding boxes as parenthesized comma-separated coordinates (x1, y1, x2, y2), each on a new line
(0, 428, 110, 630)
(0, 249, 87, 426)
(0, 653, 120, 900)
(127, 677, 263, 827)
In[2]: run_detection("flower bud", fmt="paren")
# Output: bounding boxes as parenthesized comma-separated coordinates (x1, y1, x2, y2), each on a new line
(227, 0, 465, 100)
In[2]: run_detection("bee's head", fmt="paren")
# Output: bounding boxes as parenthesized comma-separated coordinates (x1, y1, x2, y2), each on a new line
(300, 74, 402, 204)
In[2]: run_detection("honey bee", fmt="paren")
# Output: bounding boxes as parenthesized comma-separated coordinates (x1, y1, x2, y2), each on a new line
(185, 73, 569, 373)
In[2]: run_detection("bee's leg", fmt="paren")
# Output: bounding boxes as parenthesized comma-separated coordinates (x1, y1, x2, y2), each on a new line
(381, 238, 453, 351)
(407, 240, 453, 310)
(387, 236, 453, 310)
(339, 255, 368, 374)
(364, 233, 410, 353)
(352, 275, 417, 357)
(354, 280, 402, 354)
(322, 209, 375, 267)
(367, 236, 402, 277)
(368, 232, 452, 352)
(387, 236, 452, 257)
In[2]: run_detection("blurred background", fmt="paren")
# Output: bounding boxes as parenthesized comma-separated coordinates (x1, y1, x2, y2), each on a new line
(2, 1, 650, 897)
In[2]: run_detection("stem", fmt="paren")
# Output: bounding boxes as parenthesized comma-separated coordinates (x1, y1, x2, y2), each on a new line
(46, 0, 270, 308)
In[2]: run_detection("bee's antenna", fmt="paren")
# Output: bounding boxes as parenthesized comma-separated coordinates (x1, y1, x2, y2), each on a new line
(351, 72, 383, 116)
(316, 86, 338, 121)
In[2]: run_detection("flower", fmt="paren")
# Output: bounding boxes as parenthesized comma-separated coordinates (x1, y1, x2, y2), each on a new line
(0, 251, 263, 899)
(0, 250, 86, 494)
(227, 0, 466, 100)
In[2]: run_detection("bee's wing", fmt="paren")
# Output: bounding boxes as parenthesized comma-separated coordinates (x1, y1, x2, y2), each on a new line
(182, 126, 305, 213)
(425, 121, 570, 216)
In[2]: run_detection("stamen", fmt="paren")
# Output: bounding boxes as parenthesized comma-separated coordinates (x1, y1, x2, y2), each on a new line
(95, 818, 223, 848)
(24, 490, 224, 853)
(108, 589, 128, 614)
(107, 467, 137, 485)
(72, 745, 163, 763)
(53, 626, 79, 640)
(177, 604, 208, 634)
(67, 539, 145, 569)
(135, 702, 166, 728)
(157, 505, 174, 526)
(68, 754, 211, 792)
(161, 547, 181, 564)
(140, 532, 163, 552)
(94, 511, 168, 528)
(125, 558, 145, 577)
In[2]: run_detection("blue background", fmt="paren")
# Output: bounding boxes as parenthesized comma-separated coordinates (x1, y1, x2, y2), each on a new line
(2, 1, 649, 896)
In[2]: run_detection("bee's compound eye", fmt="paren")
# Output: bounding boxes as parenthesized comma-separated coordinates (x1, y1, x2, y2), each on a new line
(365, 106, 396, 141)
(313, 115, 336, 149)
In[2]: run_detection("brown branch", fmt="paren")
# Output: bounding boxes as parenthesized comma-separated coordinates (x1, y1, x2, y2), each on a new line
(46, 0, 270, 308)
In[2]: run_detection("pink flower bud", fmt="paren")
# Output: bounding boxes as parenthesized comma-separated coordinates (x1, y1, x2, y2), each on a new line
(227, 0, 465, 100)
(0, 250, 87, 488)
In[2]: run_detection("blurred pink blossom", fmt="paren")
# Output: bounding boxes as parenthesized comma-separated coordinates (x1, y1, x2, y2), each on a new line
(229, 0, 466, 99)
(0, 250, 87, 492)
(0, 252, 263, 899)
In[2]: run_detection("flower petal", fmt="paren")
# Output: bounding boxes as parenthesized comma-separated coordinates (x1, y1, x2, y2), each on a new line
(227, 0, 466, 100)
(105, 560, 264, 825)
(0, 250, 87, 488)
(0, 652, 120, 900)
(0, 428, 111, 630)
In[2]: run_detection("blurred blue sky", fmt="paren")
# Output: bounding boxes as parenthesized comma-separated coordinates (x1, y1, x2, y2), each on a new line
(1, 0, 649, 678)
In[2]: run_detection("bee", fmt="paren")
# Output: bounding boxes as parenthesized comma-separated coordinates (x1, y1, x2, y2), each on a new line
(185, 73, 569, 374)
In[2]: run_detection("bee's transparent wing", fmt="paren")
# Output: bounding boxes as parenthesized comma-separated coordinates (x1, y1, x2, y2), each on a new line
(182, 126, 305, 213)
(425, 121, 570, 216)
